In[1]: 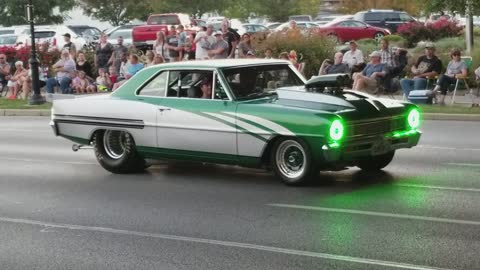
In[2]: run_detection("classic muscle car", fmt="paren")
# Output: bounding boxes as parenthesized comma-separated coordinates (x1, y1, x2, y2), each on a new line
(50, 59, 421, 185)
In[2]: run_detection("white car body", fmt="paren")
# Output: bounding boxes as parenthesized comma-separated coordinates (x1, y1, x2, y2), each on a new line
(274, 21, 320, 32)
(25, 25, 86, 51)
(107, 29, 133, 47)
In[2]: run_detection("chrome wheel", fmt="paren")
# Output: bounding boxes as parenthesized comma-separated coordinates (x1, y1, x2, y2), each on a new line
(374, 32, 385, 42)
(275, 140, 306, 179)
(103, 130, 128, 160)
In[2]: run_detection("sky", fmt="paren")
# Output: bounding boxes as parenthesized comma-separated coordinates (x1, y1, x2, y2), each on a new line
(63, 7, 113, 31)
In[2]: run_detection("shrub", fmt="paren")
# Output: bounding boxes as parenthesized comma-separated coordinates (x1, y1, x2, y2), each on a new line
(383, 35, 408, 48)
(398, 22, 433, 47)
(253, 32, 335, 78)
(398, 19, 463, 47)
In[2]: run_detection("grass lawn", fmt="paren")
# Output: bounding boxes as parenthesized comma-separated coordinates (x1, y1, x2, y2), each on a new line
(418, 104, 480, 114)
(0, 98, 52, 110)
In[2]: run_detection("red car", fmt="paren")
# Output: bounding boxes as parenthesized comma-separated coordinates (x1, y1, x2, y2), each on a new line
(315, 19, 390, 42)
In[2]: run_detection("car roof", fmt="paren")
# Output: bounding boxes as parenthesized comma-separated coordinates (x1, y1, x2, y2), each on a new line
(144, 59, 290, 70)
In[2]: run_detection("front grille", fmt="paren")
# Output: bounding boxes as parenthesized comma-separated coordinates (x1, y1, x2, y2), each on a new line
(348, 116, 406, 138)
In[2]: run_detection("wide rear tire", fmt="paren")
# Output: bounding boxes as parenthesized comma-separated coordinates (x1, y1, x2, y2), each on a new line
(271, 138, 315, 186)
(93, 130, 147, 174)
(357, 151, 395, 172)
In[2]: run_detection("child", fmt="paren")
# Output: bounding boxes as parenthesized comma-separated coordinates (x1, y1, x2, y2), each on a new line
(108, 66, 117, 85)
(72, 71, 89, 94)
(88, 68, 111, 93)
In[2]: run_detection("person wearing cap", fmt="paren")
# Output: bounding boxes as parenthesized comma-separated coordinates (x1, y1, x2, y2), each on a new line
(352, 51, 386, 93)
(207, 31, 229, 59)
(342, 41, 365, 72)
(46, 49, 76, 94)
(62, 33, 77, 59)
(6, 61, 28, 99)
(400, 42, 442, 99)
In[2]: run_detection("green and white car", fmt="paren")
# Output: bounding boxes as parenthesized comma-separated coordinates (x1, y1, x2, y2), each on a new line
(50, 59, 421, 185)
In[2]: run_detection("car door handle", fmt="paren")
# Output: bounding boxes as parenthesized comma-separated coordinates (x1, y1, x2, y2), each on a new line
(158, 108, 171, 112)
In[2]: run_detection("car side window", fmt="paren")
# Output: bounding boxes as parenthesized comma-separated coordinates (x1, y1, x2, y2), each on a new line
(385, 13, 400, 22)
(399, 13, 412, 22)
(138, 71, 168, 97)
(166, 70, 215, 99)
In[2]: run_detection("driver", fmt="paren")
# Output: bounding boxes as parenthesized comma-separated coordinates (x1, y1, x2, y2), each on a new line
(200, 79, 212, 99)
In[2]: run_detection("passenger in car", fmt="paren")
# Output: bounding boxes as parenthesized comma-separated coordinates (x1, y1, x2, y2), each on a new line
(200, 79, 212, 99)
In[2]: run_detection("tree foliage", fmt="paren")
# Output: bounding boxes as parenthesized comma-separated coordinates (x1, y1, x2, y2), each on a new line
(338, 0, 421, 16)
(0, 0, 75, 26)
(79, 0, 153, 26)
(417, 0, 480, 16)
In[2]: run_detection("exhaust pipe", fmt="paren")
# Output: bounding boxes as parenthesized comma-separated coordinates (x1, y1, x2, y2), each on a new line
(72, 144, 93, 152)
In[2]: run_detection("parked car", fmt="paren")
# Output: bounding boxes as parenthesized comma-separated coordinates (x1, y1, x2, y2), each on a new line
(206, 16, 226, 24)
(0, 25, 30, 36)
(0, 34, 25, 49)
(315, 15, 353, 25)
(241, 23, 270, 34)
(353, 9, 416, 33)
(274, 21, 319, 32)
(289, 15, 313, 22)
(265, 22, 282, 30)
(67, 25, 101, 47)
(107, 29, 133, 47)
(316, 19, 390, 42)
(105, 24, 141, 36)
(25, 25, 86, 51)
(132, 13, 198, 50)
(50, 59, 422, 186)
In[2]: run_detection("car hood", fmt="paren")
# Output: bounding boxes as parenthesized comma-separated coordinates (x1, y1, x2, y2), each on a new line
(272, 88, 408, 121)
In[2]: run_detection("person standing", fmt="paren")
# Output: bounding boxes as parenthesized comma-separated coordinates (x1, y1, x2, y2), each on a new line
(166, 26, 180, 62)
(76, 51, 93, 79)
(0, 54, 11, 87)
(221, 23, 238, 59)
(176, 25, 187, 61)
(153, 31, 168, 61)
(62, 33, 77, 59)
(342, 41, 365, 72)
(109, 36, 129, 75)
(207, 31, 229, 59)
(194, 24, 215, 60)
(94, 33, 114, 73)
(238, 33, 254, 58)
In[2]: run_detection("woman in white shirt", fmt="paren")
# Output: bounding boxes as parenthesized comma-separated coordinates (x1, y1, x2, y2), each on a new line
(153, 31, 168, 62)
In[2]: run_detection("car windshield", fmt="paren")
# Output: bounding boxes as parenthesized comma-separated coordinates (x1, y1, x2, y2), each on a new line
(221, 64, 304, 100)
(0, 35, 17, 44)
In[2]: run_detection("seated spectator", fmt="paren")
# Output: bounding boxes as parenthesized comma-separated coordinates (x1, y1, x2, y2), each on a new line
(145, 50, 155, 67)
(432, 48, 467, 105)
(352, 51, 386, 93)
(238, 33, 254, 58)
(117, 52, 129, 81)
(319, 52, 349, 75)
(153, 54, 165, 65)
(112, 54, 144, 91)
(379, 38, 395, 68)
(246, 50, 256, 59)
(76, 51, 94, 79)
(7, 61, 28, 99)
(400, 42, 442, 99)
(108, 66, 118, 85)
(72, 71, 89, 94)
(0, 54, 11, 88)
(46, 49, 76, 94)
(343, 41, 365, 73)
(90, 68, 111, 92)
(21, 63, 46, 100)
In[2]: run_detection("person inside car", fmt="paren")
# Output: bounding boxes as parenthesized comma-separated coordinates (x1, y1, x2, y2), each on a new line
(200, 79, 212, 99)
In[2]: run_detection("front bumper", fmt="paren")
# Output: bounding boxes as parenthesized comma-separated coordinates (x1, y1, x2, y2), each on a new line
(322, 129, 421, 162)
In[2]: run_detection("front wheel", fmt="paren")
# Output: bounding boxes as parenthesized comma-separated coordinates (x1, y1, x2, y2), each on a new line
(357, 151, 395, 172)
(271, 138, 315, 186)
(93, 130, 147, 174)
(374, 32, 385, 42)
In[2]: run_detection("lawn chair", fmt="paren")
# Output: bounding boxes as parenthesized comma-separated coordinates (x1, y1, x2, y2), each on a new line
(451, 56, 473, 105)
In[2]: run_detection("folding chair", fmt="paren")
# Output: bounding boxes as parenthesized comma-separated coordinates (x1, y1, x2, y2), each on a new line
(451, 56, 473, 105)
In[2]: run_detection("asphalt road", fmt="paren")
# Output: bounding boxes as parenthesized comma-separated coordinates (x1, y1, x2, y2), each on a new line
(0, 117, 479, 270)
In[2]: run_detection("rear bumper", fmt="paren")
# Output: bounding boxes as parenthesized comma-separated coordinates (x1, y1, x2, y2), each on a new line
(322, 129, 421, 163)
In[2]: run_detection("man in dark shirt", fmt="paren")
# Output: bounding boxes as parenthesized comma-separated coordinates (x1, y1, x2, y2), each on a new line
(62, 33, 77, 59)
(166, 26, 180, 62)
(400, 42, 442, 99)
(319, 52, 349, 75)
(221, 23, 238, 58)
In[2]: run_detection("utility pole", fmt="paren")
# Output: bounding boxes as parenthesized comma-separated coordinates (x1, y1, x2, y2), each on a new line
(465, 0, 474, 54)
(27, 0, 45, 105)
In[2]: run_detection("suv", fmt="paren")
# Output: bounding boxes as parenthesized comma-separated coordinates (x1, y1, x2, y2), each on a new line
(354, 9, 415, 33)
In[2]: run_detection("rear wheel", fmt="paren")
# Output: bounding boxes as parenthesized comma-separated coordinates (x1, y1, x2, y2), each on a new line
(374, 32, 385, 42)
(93, 130, 147, 174)
(271, 138, 315, 186)
(357, 151, 395, 172)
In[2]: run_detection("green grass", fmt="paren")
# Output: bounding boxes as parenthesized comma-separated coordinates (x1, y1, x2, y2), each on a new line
(0, 98, 52, 110)
(419, 104, 480, 114)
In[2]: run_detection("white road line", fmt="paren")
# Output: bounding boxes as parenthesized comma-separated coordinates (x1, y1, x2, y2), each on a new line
(0, 157, 96, 165)
(445, 163, 480, 168)
(268, 204, 480, 226)
(417, 145, 480, 151)
(396, 183, 480, 193)
(0, 216, 450, 270)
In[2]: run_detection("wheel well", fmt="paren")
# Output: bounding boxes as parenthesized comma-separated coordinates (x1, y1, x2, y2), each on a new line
(261, 136, 282, 166)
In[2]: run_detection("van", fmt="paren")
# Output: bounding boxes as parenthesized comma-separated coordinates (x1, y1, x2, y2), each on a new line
(353, 9, 416, 33)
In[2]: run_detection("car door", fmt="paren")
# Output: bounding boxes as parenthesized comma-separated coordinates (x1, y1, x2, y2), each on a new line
(156, 69, 238, 162)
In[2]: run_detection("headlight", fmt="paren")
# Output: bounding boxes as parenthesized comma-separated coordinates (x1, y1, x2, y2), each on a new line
(329, 119, 345, 141)
(407, 108, 421, 129)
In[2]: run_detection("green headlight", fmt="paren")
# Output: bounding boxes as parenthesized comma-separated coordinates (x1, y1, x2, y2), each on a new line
(407, 108, 421, 129)
(330, 119, 345, 141)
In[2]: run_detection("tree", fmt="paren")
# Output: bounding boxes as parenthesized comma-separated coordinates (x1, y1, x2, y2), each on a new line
(149, 0, 226, 18)
(417, 0, 480, 15)
(338, 0, 421, 16)
(0, 0, 75, 26)
(79, 0, 153, 26)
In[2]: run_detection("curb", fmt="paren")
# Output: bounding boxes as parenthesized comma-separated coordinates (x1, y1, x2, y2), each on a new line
(1, 109, 480, 121)
(0, 109, 51, 117)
